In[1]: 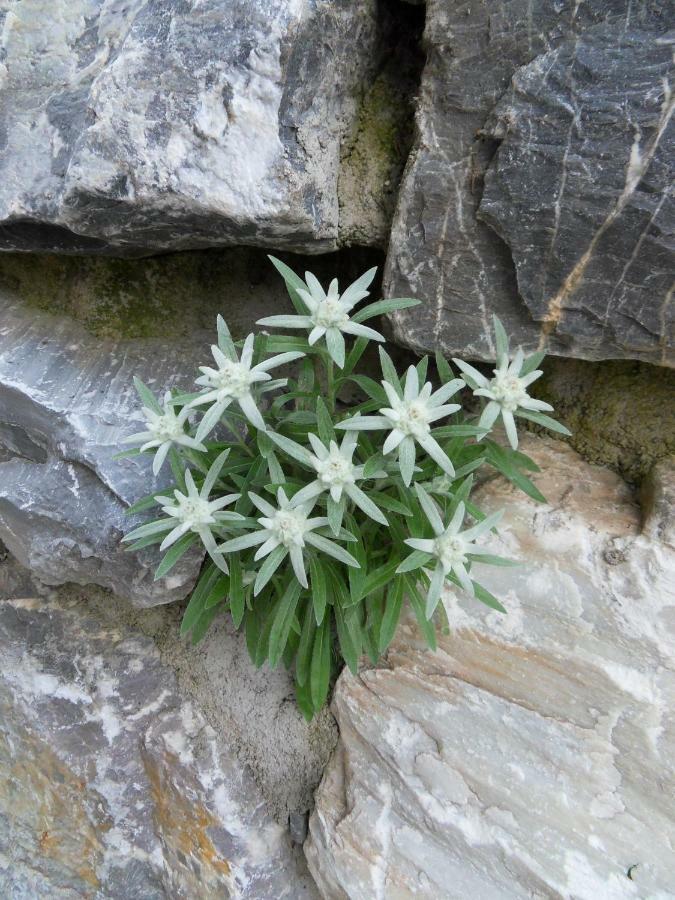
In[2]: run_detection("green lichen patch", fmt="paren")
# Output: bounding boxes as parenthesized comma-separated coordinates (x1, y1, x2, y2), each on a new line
(534, 358, 675, 484)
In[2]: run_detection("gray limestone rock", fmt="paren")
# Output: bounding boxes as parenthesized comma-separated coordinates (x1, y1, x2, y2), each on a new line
(383, 1, 673, 366)
(0, 0, 377, 255)
(0, 594, 318, 898)
(0, 290, 206, 606)
(305, 438, 675, 898)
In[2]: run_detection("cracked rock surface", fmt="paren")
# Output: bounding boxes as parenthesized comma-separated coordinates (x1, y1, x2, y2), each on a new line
(384, 0, 673, 366)
(0, 592, 319, 899)
(0, 0, 376, 255)
(0, 292, 207, 606)
(305, 437, 675, 898)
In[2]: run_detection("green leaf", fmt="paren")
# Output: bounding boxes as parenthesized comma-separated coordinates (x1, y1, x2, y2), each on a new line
(254, 545, 288, 595)
(344, 375, 387, 404)
(295, 674, 315, 721)
(123, 518, 173, 543)
(351, 297, 420, 323)
(368, 491, 412, 516)
(334, 602, 359, 674)
(362, 453, 386, 479)
(309, 556, 328, 625)
(316, 397, 334, 444)
(416, 355, 429, 386)
(268, 580, 303, 667)
(133, 376, 162, 413)
(257, 430, 274, 458)
(467, 553, 519, 567)
(154, 533, 198, 580)
(296, 358, 316, 411)
(228, 555, 246, 628)
(473, 581, 507, 613)
(431, 424, 488, 439)
(267, 431, 313, 466)
(125, 492, 164, 516)
(113, 447, 141, 460)
(327, 494, 345, 536)
(520, 350, 547, 375)
(404, 574, 437, 650)
(378, 346, 402, 396)
(204, 572, 230, 608)
(191, 604, 221, 645)
(492, 315, 509, 360)
(515, 409, 571, 436)
(354, 558, 401, 603)
(310, 616, 332, 711)
(343, 336, 369, 376)
(435, 350, 454, 385)
(396, 549, 432, 573)
(267, 255, 310, 314)
(180, 564, 221, 636)
(296, 602, 316, 687)
(266, 450, 285, 485)
(379, 577, 404, 653)
(486, 443, 546, 503)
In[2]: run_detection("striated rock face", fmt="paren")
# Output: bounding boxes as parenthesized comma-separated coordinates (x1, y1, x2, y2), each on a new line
(305, 438, 675, 898)
(0, 291, 206, 606)
(0, 594, 318, 898)
(0, 0, 376, 255)
(384, 1, 673, 366)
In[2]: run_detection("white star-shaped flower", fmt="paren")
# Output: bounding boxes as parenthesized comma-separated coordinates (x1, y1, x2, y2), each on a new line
(453, 349, 552, 450)
(257, 268, 384, 368)
(152, 455, 242, 573)
(289, 431, 388, 525)
(218, 488, 360, 593)
(189, 320, 304, 441)
(401, 484, 503, 617)
(337, 366, 465, 486)
(124, 390, 206, 475)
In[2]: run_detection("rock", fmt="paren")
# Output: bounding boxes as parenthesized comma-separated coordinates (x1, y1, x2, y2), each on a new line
(0, 287, 206, 606)
(383, 1, 673, 366)
(81, 589, 339, 827)
(0, 0, 376, 255)
(535, 357, 675, 484)
(0, 593, 319, 898)
(305, 438, 675, 898)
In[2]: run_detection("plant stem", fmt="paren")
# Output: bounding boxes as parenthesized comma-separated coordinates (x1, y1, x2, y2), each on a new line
(326, 357, 335, 414)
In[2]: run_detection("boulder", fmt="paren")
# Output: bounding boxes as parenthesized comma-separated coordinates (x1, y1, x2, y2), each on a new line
(305, 438, 675, 898)
(0, 0, 376, 255)
(0, 288, 206, 606)
(383, 1, 673, 366)
(0, 592, 319, 898)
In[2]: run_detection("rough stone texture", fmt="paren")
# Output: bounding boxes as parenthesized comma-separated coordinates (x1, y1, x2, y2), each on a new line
(0, 593, 319, 898)
(305, 438, 675, 898)
(0, 0, 376, 255)
(337, 1, 424, 247)
(0, 289, 205, 606)
(535, 357, 675, 483)
(82, 589, 339, 826)
(384, 1, 673, 366)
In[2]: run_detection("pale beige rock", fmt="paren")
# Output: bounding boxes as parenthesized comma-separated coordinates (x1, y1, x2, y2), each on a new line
(305, 438, 675, 899)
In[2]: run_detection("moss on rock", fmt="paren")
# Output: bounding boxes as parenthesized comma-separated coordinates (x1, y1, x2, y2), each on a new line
(535, 358, 675, 484)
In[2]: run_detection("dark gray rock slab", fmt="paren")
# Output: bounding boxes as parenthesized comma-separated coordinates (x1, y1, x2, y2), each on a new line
(0, 0, 376, 255)
(0, 595, 318, 898)
(383, 0, 673, 366)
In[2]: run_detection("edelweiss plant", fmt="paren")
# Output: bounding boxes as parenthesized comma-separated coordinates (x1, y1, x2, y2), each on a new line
(119, 257, 570, 719)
